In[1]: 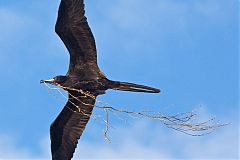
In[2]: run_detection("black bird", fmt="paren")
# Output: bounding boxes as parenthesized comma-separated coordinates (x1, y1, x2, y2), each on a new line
(41, 0, 160, 159)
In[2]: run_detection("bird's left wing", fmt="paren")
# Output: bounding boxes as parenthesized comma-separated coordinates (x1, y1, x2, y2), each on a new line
(55, 0, 101, 79)
(50, 91, 96, 160)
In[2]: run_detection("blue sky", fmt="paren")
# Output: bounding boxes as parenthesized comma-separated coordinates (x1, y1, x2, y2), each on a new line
(0, 0, 239, 159)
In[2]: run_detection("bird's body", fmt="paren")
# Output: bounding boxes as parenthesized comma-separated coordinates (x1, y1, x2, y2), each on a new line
(41, 0, 160, 159)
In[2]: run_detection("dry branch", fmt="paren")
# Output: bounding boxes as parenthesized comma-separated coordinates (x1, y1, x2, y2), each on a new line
(43, 82, 227, 141)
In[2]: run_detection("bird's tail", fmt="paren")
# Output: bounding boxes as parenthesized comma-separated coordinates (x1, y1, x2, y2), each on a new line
(110, 81, 160, 93)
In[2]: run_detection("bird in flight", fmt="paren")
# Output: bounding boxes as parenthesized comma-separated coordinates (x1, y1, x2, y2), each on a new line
(41, 0, 160, 159)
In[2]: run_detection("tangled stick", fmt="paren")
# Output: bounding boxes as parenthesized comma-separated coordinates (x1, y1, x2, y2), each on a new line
(95, 106, 228, 137)
(43, 83, 228, 142)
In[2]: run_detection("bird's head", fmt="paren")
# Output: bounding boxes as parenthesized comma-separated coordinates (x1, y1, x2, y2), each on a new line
(40, 76, 67, 85)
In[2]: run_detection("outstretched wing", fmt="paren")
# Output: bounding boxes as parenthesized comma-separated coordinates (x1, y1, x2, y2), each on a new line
(50, 91, 96, 160)
(55, 0, 100, 80)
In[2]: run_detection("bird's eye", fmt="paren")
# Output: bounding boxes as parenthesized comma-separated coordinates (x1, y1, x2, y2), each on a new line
(54, 77, 59, 81)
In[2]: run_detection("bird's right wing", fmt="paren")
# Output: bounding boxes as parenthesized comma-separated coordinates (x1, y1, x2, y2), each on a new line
(50, 91, 96, 160)
(55, 0, 101, 79)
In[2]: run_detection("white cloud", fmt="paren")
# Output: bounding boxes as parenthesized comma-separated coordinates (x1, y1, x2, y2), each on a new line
(97, 0, 231, 33)
(89, 0, 235, 65)
(75, 119, 239, 160)
(0, 134, 32, 159)
(0, 117, 238, 160)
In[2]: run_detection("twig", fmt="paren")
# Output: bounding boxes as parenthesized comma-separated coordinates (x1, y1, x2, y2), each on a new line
(42, 82, 228, 140)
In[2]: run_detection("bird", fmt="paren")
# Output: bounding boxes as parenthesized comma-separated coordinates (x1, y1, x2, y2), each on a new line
(41, 0, 160, 159)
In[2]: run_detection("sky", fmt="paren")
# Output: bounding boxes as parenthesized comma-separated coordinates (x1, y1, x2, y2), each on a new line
(0, 0, 239, 159)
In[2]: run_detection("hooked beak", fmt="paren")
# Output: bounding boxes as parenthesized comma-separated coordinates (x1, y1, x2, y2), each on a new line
(40, 79, 54, 84)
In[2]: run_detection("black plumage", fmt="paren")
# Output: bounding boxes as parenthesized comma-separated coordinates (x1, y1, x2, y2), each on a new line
(50, 91, 95, 160)
(41, 0, 160, 159)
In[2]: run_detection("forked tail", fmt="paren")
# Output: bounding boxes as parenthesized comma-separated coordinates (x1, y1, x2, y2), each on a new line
(110, 81, 160, 93)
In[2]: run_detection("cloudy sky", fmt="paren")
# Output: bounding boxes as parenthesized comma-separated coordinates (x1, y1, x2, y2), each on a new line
(0, 0, 238, 159)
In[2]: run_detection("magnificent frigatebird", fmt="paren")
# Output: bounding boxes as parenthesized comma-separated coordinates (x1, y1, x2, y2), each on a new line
(41, 0, 160, 159)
